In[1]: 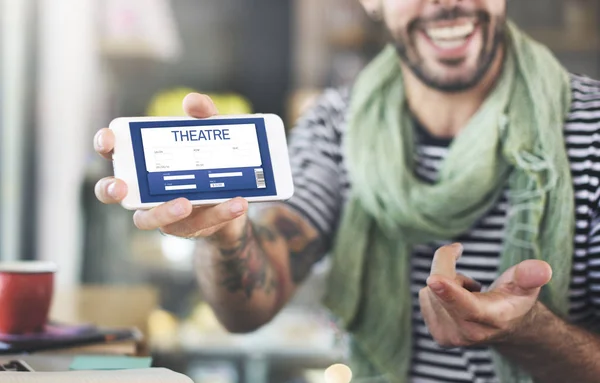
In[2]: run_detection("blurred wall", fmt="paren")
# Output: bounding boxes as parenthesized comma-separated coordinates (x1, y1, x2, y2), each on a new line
(105, 0, 293, 118)
(509, 0, 600, 78)
(0, 0, 36, 262)
(80, 0, 294, 285)
(36, 0, 101, 286)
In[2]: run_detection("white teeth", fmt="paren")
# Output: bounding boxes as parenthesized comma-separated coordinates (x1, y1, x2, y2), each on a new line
(432, 39, 465, 49)
(426, 22, 475, 41)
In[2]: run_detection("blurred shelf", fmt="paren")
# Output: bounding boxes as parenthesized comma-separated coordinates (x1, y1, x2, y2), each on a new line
(150, 306, 344, 358)
(327, 27, 386, 50)
(150, 306, 344, 383)
(526, 28, 600, 53)
(127, 231, 196, 276)
(328, 28, 369, 49)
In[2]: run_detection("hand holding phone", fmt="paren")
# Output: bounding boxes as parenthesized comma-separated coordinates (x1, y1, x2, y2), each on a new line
(93, 94, 291, 242)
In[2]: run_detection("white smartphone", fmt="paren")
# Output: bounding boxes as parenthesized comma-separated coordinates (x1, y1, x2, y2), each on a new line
(109, 114, 294, 210)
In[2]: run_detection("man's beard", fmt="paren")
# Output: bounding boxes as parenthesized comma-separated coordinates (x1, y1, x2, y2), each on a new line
(393, 8, 506, 93)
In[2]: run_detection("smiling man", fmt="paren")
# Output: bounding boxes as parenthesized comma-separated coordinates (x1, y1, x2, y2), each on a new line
(94, 0, 600, 382)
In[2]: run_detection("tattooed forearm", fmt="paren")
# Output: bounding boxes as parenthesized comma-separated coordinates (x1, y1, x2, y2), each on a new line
(217, 220, 279, 299)
(274, 215, 325, 283)
(289, 239, 323, 283)
(194, 204, 328, 332)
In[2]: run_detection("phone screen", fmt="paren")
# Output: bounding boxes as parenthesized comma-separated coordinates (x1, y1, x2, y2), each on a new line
(130, 117, 277, 203)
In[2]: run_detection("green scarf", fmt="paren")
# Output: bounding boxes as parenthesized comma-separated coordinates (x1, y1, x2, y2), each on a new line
(323, 22, 574, 383)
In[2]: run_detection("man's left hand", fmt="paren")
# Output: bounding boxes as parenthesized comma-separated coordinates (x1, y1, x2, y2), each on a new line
(419, 243, 553, 348)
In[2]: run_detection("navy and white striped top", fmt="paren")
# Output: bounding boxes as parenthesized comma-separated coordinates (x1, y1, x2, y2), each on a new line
(284, 74, 600, 382)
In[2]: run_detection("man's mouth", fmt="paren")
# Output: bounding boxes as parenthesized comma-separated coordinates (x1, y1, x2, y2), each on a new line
(424, 20, 477, 50)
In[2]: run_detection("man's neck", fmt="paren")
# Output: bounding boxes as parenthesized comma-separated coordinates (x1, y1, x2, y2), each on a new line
(403, 49, 505, 139)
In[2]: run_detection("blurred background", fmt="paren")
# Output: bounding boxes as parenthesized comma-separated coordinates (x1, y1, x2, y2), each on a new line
(1, 0, 599, 382)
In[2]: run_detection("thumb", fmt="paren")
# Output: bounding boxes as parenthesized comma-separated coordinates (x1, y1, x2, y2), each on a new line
(183, 93, 219, 118)
(497, 260, 553, 296)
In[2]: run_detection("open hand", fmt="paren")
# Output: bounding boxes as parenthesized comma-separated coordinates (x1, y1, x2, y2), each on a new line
(419, 243, 553, 348)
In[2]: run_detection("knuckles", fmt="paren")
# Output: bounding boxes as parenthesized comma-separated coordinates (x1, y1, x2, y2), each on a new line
(420, 295, 501, 348)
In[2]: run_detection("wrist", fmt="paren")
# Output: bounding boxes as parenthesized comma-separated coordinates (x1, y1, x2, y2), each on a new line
(496, 302, 553, 347)
(206, 215, 249, 248)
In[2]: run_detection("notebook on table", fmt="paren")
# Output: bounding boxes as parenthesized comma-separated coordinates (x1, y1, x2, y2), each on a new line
(0, 323, 141, 355)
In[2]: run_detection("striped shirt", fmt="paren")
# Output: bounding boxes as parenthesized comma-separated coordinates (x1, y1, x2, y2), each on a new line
(285, 74, 600, 382)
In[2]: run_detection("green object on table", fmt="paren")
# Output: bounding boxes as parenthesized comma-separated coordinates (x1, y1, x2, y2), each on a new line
(69, 356, 152, 371)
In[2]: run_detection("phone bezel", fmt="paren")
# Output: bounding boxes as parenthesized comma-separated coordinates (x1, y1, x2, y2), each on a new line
(110, 114, 294, 210)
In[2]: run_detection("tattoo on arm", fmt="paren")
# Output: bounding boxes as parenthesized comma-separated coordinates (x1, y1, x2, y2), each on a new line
(274, 215, 325, 284)
(217, 220, 279, 299)
(215, 206, 326, 300)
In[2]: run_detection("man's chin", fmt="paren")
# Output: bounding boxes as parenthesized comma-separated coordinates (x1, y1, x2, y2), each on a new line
(408, 50, 498, 90)
(412, 68, 486, 93)
(396, 43, 499, 93)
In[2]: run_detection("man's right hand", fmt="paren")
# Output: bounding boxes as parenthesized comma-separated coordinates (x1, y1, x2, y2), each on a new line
(93, 93, 247, 244)
(93, 92, 326, 333)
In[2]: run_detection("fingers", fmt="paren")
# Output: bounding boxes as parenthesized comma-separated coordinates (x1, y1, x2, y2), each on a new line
(514, 260, 552, 290)
(183, 93, 219, 118)
(427, 275, 481, 319)
(95, 177, 128, 204)
(133, 199, 194, 231)
(94, 128, 115, 160)
(161, 198, 248, 237)
(456, 274, 482, 293)
(430, 243, 463, 279)
(132, 198, 248, 235)
(489, 259, 553, 297)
